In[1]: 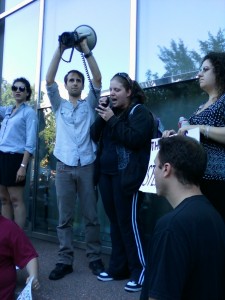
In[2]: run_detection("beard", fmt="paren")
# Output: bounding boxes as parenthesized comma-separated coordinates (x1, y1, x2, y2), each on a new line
(69, 89, 82, 98)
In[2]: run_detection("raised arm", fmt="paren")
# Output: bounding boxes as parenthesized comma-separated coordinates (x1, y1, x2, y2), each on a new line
(46, 44, 66, 86)
(79, 39, 102, 89)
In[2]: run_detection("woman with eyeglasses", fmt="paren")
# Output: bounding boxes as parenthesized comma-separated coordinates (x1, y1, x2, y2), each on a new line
(163, 52, 225, 223)
(90, 72, 154, 293)
(0, 77, 37, 228)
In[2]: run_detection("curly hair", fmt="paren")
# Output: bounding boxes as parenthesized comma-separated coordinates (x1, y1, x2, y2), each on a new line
(12, 77, 32, 101)
(111, 73, 146, 104)
(201, 52, 225, 98)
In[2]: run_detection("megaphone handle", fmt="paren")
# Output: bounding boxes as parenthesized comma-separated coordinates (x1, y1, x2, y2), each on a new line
(61, 47, 75, 63)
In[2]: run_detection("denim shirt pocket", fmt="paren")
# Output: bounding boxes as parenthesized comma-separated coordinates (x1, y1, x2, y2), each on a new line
(60, 107, 74, 125)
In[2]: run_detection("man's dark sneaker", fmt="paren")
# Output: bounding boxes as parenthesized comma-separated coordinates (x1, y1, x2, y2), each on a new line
(89, 259, 105, 275)
(124, 280, 142, 292)
(49, 263, 73, 280)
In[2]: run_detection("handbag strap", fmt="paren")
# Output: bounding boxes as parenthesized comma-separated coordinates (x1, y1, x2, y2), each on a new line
(129, 104, 141, 116)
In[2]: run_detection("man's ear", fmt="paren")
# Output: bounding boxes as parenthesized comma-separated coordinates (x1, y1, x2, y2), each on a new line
(163, 163, 172, 177)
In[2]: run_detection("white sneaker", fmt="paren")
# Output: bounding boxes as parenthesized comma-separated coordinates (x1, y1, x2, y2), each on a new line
(97, 272, 114, 281)
(124, 280, 142, 292)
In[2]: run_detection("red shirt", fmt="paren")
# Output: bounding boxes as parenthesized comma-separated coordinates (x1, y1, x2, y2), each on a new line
(0, 216, 38, 300)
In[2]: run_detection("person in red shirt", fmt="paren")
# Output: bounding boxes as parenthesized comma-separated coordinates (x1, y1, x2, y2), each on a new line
(0, 214, 40, 300)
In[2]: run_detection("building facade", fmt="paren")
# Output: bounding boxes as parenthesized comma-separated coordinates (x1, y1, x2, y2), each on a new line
(0, 0, 224, 251)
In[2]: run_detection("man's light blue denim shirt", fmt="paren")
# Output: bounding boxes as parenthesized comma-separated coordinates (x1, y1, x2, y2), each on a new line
(0, 103, 37, 155)
(46, 82, 100, 166)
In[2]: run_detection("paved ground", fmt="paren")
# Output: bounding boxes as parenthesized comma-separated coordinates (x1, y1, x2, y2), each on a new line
(16, 238, 141, 300)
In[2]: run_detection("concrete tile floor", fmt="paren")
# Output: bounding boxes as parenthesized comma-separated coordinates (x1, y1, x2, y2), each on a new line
(16, 238, 141, 300)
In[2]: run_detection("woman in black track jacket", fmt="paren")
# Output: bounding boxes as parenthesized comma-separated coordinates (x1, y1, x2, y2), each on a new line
(90, 72, 154, 293)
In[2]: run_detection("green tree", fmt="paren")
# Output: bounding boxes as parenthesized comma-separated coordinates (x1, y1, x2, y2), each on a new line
(158, 39, 197, 77)
(146, 28, 225, 81)
(198, 28, 225, 54)
(39, 110, 56, 167)
(1, 79, 14, 105)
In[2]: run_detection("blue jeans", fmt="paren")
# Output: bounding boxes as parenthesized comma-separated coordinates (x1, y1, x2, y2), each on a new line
(55, 161, 101, 265)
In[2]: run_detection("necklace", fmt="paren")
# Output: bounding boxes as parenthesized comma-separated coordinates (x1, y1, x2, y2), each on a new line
(196, 97, 217, 114)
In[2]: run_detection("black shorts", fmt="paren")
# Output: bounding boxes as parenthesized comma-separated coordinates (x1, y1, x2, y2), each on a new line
(0, 151, 26, 187)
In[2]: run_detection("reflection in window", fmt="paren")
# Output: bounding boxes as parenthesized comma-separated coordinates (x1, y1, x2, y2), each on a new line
(136, 0, 225, 84)
(144, 79, 205, 130)
(35, 107, 111, 246)
(41, 0, 131, 94)
(5, 0, 35, 11)
(1, 1, 39, 229)
(2, 2, 39, 86)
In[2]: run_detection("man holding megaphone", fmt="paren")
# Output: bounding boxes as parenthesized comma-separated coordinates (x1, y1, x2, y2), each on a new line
(46, 31, 104, 281)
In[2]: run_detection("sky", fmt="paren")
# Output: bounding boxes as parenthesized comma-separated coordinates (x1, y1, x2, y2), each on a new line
(137, 0, 225, 82)
(2, 0, 130, 95)
(2, 0, 225, 96)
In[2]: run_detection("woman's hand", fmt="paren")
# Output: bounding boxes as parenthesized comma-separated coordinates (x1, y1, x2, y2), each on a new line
(162, 129, 176, 137)
(16, 166, 26, 183)
(177, 125, 199, 135)
(98, 96, 109, 107)
(95, 104, 114, 121)
(95, 96, 113, 121)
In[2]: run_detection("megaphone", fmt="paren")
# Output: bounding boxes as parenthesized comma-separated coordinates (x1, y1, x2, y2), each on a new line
(74, 25, 97, 52)
(58, 25, 97, 52)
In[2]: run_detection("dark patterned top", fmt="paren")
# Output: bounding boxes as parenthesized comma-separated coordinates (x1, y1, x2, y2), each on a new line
(189, 93, 225, 180)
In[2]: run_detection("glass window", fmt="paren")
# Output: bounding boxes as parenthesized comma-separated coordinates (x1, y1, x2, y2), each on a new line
(2, 2, 39, 86)
(137, 0, 225, 84)
(144, 79, 205, 130)
(41, 0, 131, 98)
(36, 0, 131, 246)
(0, 1, 39, 229)
(5, 0, 35, 11)
(35, 107, 111, 246)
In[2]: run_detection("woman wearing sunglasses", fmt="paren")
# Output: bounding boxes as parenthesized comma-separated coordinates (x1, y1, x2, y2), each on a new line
(90, 73, 154, 293)
(0, 77, 37, 228)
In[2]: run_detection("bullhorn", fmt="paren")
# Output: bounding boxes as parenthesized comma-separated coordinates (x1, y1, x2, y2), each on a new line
(58, 25, 97, 51)
(74, 25, 97, 52)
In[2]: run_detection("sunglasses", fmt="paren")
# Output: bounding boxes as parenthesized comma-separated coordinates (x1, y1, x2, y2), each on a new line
(115, 72, 133, 88)
(11, 86, 26, 92)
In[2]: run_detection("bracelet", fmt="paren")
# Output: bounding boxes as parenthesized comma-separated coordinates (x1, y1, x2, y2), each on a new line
(84, 51, 93, 59)
(204, 125, 210, 138)
(20, 163, 26, 168)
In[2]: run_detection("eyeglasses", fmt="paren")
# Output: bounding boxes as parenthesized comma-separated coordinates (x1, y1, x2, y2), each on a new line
(199, 67, 213, 73)
(11, 86, 26, 92)
(115, 72, 133, 87)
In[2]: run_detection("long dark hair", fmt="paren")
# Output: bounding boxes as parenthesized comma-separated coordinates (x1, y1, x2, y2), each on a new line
(111, 72, 146, 104)
(201, 52, 225, 98)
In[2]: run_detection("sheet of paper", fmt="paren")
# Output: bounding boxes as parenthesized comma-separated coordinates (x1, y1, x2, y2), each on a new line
(139, 127, 200, 194)
(186, 126, 200, 140)
(17, 276, 33, 300)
